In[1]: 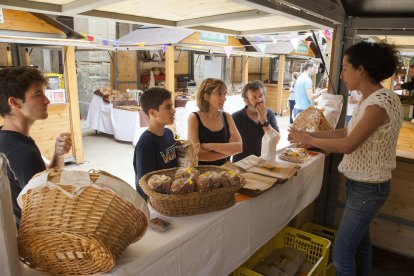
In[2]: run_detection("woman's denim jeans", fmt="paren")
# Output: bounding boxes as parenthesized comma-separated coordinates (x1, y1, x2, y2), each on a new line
(333, 178, 390, 276)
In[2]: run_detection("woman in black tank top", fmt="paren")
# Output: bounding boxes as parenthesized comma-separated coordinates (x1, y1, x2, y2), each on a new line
(187, 78, 242, 166)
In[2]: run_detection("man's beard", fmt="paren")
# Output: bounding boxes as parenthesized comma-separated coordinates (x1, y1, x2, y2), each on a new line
(247, 104, 258, 113)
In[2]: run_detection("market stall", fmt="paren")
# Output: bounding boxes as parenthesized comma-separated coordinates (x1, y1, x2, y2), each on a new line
(0, 9, 84, 164)
(20, 150, 325, 275)
(86, 94, 148, 143)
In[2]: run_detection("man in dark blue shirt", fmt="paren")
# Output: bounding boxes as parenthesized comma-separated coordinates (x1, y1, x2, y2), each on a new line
(133, 88, 178, 201)
(0, 67, 72, 227)
(232, 81, 279, 162)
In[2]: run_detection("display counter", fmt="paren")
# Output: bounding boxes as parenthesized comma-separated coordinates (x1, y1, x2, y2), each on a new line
(21, 152, 325, 276)
(396, 121, 414, 159)
(86, 94, 148, 144)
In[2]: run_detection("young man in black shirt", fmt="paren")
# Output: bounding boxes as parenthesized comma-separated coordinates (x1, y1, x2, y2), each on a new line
(133, 87, 178, 201)
(232, 81, 279, 162)
(0, 67, 72, 227)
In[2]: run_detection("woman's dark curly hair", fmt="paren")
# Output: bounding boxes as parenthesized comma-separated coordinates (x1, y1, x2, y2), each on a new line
(344, 41, 400, 84)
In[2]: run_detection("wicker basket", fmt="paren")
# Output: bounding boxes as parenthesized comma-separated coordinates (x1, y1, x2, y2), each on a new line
(18, 169, 149, 275)
(293, 106, 333, 132)
(140, 166, 245, 216)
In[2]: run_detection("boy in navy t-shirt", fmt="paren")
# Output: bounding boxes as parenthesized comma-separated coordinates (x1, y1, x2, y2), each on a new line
(133, 87, 178, 201)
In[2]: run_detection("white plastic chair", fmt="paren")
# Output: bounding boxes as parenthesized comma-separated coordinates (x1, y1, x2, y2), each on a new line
(127, 89, 143, 103)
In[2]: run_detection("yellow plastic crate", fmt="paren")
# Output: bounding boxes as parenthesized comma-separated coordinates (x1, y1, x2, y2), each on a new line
(233, 226, 331, 276)
(302, 223, 337, 263)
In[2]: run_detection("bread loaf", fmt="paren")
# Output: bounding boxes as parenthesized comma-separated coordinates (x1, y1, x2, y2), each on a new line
(148, 174, 172, 194)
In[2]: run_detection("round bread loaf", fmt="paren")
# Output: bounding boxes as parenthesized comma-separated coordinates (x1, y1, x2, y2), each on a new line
(148, 174, 172, 194)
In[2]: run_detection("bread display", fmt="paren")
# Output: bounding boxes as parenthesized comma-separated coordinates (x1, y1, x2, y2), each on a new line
(196, 171, 220, 192)
(174, 167, 200, 182)
(279, 148, 309, 164)
(140, 166, 246, 216)
(218, 170, 243, 187)
(170, 178, 195, 194)
(145, 167, 245, 195)
(147, 174, 172, 194)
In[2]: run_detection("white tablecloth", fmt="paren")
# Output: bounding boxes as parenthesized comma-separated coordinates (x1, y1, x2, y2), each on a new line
(20, 153, 324, 275)
(86, 94, 113, 135)
(86, 95, 147, 143)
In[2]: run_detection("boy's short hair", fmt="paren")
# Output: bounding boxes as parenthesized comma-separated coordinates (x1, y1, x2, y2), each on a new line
(242, 80, 266, 101)
(140, 87, 172, 116)
(0, 67, 47, 117)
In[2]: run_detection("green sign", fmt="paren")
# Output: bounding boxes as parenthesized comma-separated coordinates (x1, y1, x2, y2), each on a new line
(200, 32, 228, 44)
(296, 44, 308, 53)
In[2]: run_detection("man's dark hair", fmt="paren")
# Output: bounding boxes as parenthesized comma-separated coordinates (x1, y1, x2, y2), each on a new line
(242, 80, 266, 100)
(0, 67, 47, 117)
(139, 87, 172, 116)
(344, 41, 399, 83)
(303, 61, 315, 71)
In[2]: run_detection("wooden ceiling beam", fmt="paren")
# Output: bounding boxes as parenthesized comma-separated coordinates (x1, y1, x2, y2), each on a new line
(241, 24, 315, 35)
(230, 0, 336, 28)
(188, 26, 241, 35)
(62, 0, 125, 14)
(80, 10, 176, 27)
(0, 0, 61, 14)
(177, 9, 270, 27)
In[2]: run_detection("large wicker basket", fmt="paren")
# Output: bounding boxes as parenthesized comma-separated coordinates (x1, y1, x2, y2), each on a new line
(140, 166, 245, 216)
(18, 169, 149, 275)
(292, 106, 333, 132)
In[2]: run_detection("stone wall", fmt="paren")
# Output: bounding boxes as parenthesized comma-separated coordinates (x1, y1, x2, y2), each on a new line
(74, 18, 115, 119)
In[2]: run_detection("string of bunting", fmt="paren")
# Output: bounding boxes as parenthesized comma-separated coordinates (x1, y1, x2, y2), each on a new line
(80, 32, 146, 48)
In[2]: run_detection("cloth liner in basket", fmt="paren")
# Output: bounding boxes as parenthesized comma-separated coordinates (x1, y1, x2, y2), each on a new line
(17, 168, 150, 275)
(140, 165, 245, 216)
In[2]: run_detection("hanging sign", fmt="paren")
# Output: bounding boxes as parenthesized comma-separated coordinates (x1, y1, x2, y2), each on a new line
(296, 44, 308, 53)
(0, 8, 4, 24)
(200, 32, 228, 44)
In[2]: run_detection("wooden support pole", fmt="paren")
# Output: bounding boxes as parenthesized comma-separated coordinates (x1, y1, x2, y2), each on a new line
(277, 55, 286, 115)
(63, 46, 84, 164)
(243, 55, 249, 84)
(165, 45, 175, 98)
(109, 51, 116, 89)
(165, 45, 175, 131)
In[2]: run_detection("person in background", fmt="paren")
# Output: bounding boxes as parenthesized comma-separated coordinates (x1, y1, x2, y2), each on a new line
(232, 81, 279, 162)
(394, 63, 414, 96)
(288, 41, 403, 276)
(346, 90, 362, 124)
(288, 72, 300, 124)
(133, 87, 178, 201)
(293, 60, 323, 117)
(188, 78, 242, 166)
(0, 67, 72, 227)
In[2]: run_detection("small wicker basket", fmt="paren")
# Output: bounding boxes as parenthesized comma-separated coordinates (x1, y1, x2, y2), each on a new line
(140, 166, 245, 216)
(292, 106, 333, 132)
(18, 169, 149, 275)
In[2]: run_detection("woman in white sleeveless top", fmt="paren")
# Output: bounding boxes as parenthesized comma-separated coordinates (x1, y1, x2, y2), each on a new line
(289, 42, 403, 276)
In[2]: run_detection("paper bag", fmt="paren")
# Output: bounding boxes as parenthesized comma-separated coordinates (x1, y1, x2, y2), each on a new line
(260, 128, 280, 162)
